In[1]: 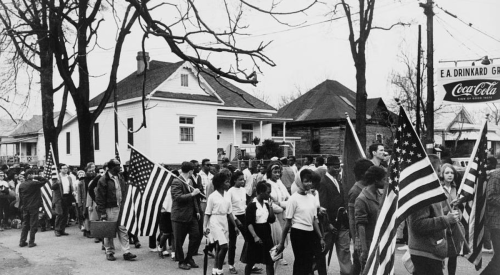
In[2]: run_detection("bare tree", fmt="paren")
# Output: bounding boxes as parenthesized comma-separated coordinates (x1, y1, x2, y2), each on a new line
(0, 0, 69, 160)
(335, 0, 409, 150)
(251, 90, 271, 105)
(276, 84, 304, 109)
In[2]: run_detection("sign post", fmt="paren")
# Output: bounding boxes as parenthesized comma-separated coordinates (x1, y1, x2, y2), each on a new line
(437, 64, 500, 104)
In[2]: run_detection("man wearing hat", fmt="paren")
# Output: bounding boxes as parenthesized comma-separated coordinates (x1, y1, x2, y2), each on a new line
(317, 156, 352, 275)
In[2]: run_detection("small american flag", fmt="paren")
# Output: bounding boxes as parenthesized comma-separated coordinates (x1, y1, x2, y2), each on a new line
(363, 106, 447, 275)
(457, 120, 488, 270)
(41, 145, 58, 219)
(120, 147, 172, 236)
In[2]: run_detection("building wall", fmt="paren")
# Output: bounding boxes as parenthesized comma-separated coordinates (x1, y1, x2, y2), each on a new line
(283, 123, 393, 157)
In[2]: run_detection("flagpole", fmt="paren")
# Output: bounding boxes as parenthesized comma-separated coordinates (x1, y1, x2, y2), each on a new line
(457, 116, 488, 195)
(345, 112, 366, 158)
(127, 143, 206, 198)
(50, 144, 62, 183)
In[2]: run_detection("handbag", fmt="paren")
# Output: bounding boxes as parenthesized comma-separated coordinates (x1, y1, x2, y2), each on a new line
(89, 220, 117, 238)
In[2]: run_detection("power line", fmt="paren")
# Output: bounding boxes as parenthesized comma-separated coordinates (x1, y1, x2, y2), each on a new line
(434, 15, 482, 56)
(435, 4, 500, 44)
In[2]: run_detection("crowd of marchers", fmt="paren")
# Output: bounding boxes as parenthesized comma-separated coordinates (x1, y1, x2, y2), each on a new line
(0, 143, 499, 275)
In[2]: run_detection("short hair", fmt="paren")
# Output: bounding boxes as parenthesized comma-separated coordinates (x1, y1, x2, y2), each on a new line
(230, 170, 244, 187)
(190, 160, 199, 165)
(212, 172, 228, 190)
(266, 162, 282, 179)
(311, 171, 322, 190)
(316, 156, 325, 166)
(59, 163, 68, 170)
(368, 143, 383, 158)
(107, 159, 120, 170)
(364, 166, 387, 186)
(25, 169, 35, 176)
(487, 156, 498, 168)
(85, 162, 95, 172)
(288, 156, 296, 162)
(102, 162, 108, 170)
(280, 158, 288, 166)
(219, 168, 232, 179)
(300, 169, 314, 183)
(256, 180, 270, 195)
(201, 159, 210, 166)
(181, 161, 194, 173)
(439, 163, 457, 182)
(306, 156, 314, 163)
(353, 158, 374, 181)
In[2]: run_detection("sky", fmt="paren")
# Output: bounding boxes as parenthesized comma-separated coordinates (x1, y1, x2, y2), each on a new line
(0, 0, 499, 120)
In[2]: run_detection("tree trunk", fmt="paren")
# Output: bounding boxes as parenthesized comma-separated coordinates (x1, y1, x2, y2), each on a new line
(75, 105, 95, 168)
(355, 46, 367, 150)
(39, 33, 59, 163)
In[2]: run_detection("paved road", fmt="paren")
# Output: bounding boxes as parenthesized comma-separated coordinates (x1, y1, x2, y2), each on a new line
(0, 224, 493, 274)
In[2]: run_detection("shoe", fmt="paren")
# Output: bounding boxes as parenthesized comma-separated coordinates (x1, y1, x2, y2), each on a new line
(123, 252, 137, 261)
(60, 232, 69, 236)
(229, 266, 238, 274)
(94, 238, 101, 243)
(28, 243, 37, 248)
(482, 248, 494, 254)
(171, 252, 176, 261)
(106, 254, 116, 261)
(55, 231, 61, 237)
(251, 266, 263, 274)
(162, 250, 171, 256)
(135, 242, 141, 248)
(178, 262, 191, 270)
(280, 259, 288, 265)
(397, 245, 408, 251)
(208, 251, 215, 258)
(187, 258, 199, 268)
(19, 242, 28, 247)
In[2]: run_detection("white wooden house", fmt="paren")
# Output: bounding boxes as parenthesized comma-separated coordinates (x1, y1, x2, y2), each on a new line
(58, 52, 290, 166)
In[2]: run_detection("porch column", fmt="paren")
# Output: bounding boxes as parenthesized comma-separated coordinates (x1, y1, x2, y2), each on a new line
(283, 122, 286, 142)
(260, 121, 263, 141)
(233, 119, 237, 145)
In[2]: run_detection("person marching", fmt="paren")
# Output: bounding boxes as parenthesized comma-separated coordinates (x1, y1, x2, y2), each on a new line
(244, 181, 276, 275)
(204, 172, 239, 275)
(227, 170, 248, 274)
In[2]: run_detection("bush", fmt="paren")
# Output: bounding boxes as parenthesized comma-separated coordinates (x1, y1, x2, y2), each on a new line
(256, 139, 283, 160)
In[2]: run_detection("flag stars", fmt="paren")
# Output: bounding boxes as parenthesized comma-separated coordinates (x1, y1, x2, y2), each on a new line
(398, 126, 402, 132)
(406, 133, 411, 138)
(403, 141, 409, 146)
(409, 151, 414, 156)
(417, 153, 422, 158)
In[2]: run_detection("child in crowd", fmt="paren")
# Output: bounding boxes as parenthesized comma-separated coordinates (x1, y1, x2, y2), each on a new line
(204, 173, 239, 275)
(245, 181, 276, 275)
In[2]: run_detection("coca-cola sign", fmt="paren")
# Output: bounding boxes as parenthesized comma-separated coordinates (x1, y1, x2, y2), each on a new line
(443, 79, 499, 103)
(438, 64, 500, 104)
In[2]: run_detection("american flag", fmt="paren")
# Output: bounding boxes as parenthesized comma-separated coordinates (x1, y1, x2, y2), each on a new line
(457, 120, 488, 270)
(41, 145, 58, 219)
(363, 106, 447, 275)
(119, 147, 172, 236)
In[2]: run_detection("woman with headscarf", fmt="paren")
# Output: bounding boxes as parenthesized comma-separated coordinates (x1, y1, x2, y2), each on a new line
(266, 162, 290, 266)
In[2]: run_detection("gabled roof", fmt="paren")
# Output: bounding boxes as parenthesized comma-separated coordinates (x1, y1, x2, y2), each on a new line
(0, 118, 23, 137)
(89, 60, 275, 111)
(275, 80, 357, 122)
(10, 115, 43, 136)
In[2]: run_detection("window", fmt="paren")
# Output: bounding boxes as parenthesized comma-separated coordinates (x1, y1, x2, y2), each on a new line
(66, 132, 71, 154)
(94, 123, 100, 150)
(376, 133, 383, 143)
(241, 123, 254, 144)
(181, 74, 189, 87)
(180, 116, 194, 142)
(127, 118, 134, 147)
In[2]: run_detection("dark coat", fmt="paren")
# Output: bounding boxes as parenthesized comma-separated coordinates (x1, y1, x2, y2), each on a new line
(19, 177, 48, 211)
(171, 176, 199, 223)
(354, 184, 383, 249)
(95, 172, 127, 216)
(318, 172, 347, 228)
(51, 175, 74, 215)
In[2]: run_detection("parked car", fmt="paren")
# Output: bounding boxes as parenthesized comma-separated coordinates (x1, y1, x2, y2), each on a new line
(451, 158, 469, 168)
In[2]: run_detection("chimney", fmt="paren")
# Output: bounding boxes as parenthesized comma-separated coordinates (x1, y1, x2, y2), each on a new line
(136, 51, 150, 75)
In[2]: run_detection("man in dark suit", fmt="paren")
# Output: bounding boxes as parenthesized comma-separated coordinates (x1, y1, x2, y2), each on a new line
(318, 156, 352, 275)
(190, 159, 205, 254)
(18, 169, 48, 247)
(171, 161, 201, 270)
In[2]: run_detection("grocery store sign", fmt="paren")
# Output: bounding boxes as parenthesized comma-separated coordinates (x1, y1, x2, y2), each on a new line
(437, 64, 500, 104)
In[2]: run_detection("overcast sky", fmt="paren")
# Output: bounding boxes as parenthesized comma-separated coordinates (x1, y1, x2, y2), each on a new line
(1, 0, 498, 119)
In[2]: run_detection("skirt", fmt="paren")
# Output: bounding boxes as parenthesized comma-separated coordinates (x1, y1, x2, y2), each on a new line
(245, 223, 274, 265)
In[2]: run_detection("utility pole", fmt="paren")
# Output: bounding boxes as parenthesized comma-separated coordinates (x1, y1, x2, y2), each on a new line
(420, 0, 434, 154)
(416, 25, 421, 138)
